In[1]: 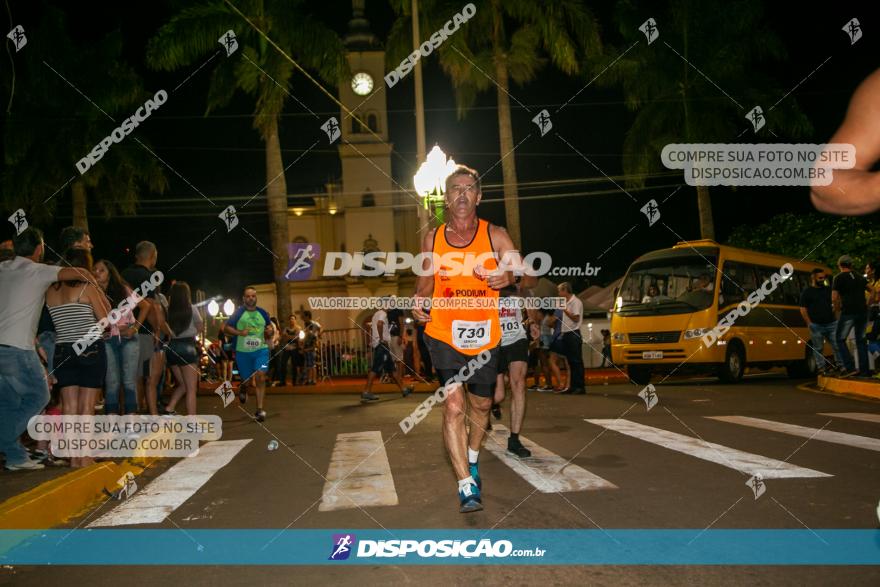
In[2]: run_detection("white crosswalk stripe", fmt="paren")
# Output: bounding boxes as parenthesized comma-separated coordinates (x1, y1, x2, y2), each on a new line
(88, 439, 251, 527)
(483, 425, 617, 492)
(585, 419, 831, 479)
(818, 412, 880, 425)
(319, 430, 398, 511)
(708, 415, 880, 452)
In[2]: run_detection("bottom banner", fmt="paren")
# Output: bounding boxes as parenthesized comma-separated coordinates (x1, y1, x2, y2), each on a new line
(1, 529, 878, 565)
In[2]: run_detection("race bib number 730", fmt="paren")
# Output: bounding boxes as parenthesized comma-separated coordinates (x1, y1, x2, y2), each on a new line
(451, 319, 490, 351)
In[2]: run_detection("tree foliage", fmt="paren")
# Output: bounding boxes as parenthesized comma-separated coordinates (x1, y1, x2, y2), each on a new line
(146, 0, 346, 139)
(726, 212, 880, 269)
(387, 0, 602, 118)
(597, 0, 812, 238)
(2, 6, 166, 223)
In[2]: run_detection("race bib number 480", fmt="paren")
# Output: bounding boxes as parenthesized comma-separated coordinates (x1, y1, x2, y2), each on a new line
(451, 319, 490, 351)
(243, 336, 262, 350)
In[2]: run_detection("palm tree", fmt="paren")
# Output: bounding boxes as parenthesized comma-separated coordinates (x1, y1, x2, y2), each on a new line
(2, 7, 166, 230)
(147, 0, 346, 321)
(598, 0, 811, 239)
(387, 0, 602, 247)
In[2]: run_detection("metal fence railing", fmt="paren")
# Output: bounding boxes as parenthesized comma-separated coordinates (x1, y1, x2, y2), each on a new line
(318, 327, 373, 379)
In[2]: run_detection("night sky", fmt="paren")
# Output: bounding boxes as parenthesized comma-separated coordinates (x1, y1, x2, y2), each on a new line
(2, 0, 878, 302)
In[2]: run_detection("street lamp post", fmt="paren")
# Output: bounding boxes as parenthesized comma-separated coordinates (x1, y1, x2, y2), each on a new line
(207, 298, 235, 338)
(414, 146, 457, 225)
(207, 299, 219, 342)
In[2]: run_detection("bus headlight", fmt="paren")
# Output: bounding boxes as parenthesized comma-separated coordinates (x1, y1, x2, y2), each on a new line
(683, 328, 711, 340)
(612, 332, 626, 343)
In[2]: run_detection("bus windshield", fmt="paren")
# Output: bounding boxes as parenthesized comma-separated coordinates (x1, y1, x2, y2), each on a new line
(616, 255, 718, 316)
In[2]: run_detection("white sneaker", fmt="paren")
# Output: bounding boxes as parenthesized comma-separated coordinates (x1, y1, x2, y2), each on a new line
(5, 458, 45, 471)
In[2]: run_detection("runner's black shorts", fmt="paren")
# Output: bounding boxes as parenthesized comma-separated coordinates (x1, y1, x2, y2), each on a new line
(498, 338, 529, 373)
(424, 333, 499, 398)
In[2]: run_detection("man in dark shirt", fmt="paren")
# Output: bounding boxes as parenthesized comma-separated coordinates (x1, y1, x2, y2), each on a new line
(301, 311, 321, 385)
(121, 241, 160, 411)
(277, 315, 300, 387)
(799, 268, 842, 374)
(832, 255, 870, 377)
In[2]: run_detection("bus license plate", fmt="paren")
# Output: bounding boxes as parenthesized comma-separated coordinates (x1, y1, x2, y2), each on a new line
(642, 351, 663, 359)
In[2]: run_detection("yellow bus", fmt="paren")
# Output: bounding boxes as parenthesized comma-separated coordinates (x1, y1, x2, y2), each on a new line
(610, 240, 833, 384)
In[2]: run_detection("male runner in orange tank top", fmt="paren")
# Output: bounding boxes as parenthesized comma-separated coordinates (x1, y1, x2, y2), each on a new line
(413, 165, 522, 513)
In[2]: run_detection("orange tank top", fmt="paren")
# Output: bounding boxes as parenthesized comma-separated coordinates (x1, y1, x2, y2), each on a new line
(425, 218, 501, 354)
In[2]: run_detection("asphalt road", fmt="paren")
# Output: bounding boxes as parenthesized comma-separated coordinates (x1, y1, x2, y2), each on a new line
(4, 374, 880, 586)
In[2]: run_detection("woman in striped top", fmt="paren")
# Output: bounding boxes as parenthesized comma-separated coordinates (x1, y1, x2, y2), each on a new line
(45, 248, 109, 467)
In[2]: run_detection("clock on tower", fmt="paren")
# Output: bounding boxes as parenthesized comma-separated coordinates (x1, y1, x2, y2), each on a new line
(351, 72, 374, 96)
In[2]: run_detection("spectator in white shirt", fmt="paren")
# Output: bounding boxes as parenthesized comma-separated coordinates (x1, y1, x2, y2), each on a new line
(361, 307, 412, 402)
(557, 282, 585, 394)
(0, 228, 95, 470)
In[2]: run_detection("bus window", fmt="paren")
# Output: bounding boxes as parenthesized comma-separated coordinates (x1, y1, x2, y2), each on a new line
(616, 255, 718, 315)
(720, 262, 745, 307)
(722, 262, 759, 305)
(796, 271, 812, 293)
(781, 272, 801, 304)
(754, 265, 784, 304)
(741, 265, 759, 293)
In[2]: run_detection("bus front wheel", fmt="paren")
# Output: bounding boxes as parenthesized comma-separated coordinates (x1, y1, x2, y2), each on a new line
(718, 342, 745, 383)
(628, 365, 652, 385)
(786, 346, 818, 378)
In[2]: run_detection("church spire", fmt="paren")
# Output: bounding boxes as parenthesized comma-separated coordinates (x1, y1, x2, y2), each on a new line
(345, 0, 381, 50)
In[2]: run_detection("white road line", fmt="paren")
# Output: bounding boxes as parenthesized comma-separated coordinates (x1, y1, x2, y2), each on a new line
(319, 431, 398, 511)
(88, 439, 252, 527)
(818, 412, 880, 425)
(709, 415, 880, 453)
(484, 425, 617, 492)
(585, 419, 830, 479)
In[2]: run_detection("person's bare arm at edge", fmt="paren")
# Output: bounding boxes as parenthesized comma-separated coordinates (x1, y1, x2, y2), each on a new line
(811, 68, 880, 215)
(412, 228, 436, 323)
(57, 266, 99, 286)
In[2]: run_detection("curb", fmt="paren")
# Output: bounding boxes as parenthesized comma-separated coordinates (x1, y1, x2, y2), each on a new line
(0, 437, 165, 530)
(814, 375, 880, 401)
(585, 371, 631, 385)
(0, 461, 144, 529)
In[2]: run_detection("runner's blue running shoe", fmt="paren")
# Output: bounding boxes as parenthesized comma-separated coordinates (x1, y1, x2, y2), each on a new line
(469, 462, 481, 490)
(458, 483, 483, 513)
